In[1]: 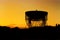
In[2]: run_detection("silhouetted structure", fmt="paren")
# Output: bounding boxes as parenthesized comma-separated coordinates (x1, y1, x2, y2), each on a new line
(56, 24, 60, 26)
(25, 10, 48, 27)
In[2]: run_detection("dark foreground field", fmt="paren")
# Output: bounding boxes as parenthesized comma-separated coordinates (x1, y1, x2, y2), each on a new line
(0, 26, 60, 40)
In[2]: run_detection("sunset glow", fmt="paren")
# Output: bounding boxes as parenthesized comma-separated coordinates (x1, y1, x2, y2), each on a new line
(0, 0, 60, 28)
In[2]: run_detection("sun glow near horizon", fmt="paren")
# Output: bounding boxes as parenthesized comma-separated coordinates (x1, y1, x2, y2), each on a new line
(0, 0, 60, 28)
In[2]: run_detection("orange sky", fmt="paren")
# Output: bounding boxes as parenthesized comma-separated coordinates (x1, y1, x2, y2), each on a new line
(0, 0, 60, 28)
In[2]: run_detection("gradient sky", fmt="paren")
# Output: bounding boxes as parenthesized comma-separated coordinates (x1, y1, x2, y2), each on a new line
(0, 0, 60, 28)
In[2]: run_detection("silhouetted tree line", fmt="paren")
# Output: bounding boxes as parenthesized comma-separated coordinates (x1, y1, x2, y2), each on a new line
(0, 26, 60, 39)
(0, 26, 60, 32)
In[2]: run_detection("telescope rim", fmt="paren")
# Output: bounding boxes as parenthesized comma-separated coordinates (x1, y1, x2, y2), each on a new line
(25, 10, 48, 13)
